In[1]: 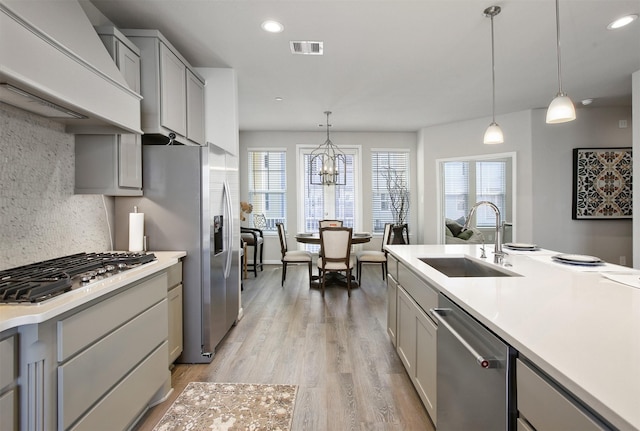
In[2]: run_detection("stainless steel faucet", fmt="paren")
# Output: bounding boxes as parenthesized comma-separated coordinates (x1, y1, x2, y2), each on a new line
(462, 201, 504, 262)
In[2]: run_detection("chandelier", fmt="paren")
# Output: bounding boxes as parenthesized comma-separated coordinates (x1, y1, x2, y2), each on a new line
(309, 111, 346, 186)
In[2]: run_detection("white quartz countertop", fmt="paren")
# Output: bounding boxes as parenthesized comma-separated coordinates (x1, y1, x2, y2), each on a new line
(0, 251, 186, 332)
(385, 244, 640, 431)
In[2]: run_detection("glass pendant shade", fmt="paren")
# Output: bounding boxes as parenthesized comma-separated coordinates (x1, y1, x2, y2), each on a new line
(483, 122, 504, 144)
(546, 93, 576, 123)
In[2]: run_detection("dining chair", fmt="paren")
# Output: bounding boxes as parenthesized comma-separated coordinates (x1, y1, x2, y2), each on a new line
(317, 227, 354, 297)
(356, 223, 392, 283)
(319, 219, 343, 229)
(276, 223, 313, 287)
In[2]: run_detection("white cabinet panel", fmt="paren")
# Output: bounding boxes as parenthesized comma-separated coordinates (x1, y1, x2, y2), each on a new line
(159, 43, 187, 137)
(186, 69, 205, 145)
(387, 274, 398, 347)
(414, 305, 437, 424)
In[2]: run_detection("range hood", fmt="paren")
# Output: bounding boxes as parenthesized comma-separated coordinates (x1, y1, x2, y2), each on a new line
(0, 0, 142, 134)
(0, 84, 87, 119)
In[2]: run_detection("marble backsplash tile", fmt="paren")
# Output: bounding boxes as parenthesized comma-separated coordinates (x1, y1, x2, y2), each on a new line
(0, 103, 112, 269)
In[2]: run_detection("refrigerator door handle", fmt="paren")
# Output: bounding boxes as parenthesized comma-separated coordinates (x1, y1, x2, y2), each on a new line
(223, 180, 232, 279)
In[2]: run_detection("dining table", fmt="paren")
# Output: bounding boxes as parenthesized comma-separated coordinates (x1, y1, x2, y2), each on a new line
(295, 231, 372, 289)
(294, 232, 372, 245)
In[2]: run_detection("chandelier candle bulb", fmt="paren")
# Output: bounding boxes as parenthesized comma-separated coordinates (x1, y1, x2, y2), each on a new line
(128, 207, 145, 252)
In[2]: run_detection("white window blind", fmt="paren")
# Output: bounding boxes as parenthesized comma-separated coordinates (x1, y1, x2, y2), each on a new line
(371, 151, 410, 233)
(443, 161, 469, 222)
(476, 161, 506, 227)
(247, 151, 286, 231)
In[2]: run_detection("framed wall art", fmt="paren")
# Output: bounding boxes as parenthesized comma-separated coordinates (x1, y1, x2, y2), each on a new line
(572, 147, 632, 219)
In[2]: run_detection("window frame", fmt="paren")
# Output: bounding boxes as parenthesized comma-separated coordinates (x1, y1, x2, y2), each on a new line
(246, 148, 287, 232)
(436, 151, 516, 243)
(370, 148, 411, 234)
(296, 143, 362, 233)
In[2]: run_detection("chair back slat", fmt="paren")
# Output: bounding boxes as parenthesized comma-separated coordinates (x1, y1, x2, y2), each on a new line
(381, 223, 393, 251)
(276, 222, 287, 256)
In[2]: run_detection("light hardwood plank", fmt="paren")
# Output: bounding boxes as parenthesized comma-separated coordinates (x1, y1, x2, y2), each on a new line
(132, 264, 434, 431)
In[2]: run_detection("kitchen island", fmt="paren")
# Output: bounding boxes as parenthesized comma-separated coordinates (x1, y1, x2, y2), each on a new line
(0, 251, 185, 431)
(385, 244, 639, 431)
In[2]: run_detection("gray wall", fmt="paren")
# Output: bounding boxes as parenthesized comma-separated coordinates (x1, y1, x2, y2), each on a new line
(0, 103, 113, 269)
(418, 106, 632, 266)
(531, 106, 632, 266)
(418, 110, 535, 245)
(239, 130, 418, 263)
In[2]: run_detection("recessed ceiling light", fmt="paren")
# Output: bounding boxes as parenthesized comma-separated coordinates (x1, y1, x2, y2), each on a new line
(261, 20, 284, 33)
(607, 14, 638, 30)
(581, 98, 594, 105)
(275, 97, 283, 102)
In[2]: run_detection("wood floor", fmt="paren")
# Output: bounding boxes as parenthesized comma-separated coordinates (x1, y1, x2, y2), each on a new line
(133, 264, 435, 431)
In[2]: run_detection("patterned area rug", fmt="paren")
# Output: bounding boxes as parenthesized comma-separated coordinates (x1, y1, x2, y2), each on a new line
(153, 382, 297, 431)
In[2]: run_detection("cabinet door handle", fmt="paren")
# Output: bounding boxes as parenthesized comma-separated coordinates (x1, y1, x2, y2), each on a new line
(429, 307, 496, 369)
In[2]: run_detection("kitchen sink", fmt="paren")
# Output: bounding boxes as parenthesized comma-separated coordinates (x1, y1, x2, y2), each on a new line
(419, 257, 519, 278)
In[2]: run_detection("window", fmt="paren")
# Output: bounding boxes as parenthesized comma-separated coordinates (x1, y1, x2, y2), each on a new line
(301, 152, 356, 232)
(371, 150, 410, 233)
(247, 150, 286, 231)
(439, 153, 514, 240)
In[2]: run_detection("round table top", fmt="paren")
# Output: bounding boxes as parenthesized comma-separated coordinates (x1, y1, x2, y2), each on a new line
(295, 232, 372, 244)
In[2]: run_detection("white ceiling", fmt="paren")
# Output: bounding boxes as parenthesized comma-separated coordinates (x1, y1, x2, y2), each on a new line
(87, 0, 640, 132)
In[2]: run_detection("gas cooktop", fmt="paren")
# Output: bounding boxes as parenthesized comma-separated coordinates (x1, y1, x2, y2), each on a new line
(0, 252, 156, 304)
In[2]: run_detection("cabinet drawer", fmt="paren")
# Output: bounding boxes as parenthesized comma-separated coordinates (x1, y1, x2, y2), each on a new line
(57, 272, 167, 361)
(0, 335, 16, 390)
(398, 263, 438, 315)
(58, 299, 168, 430)
(70, 342, 168, 431)
(167, 261, 183, 289)
(516, 359, 607, 431)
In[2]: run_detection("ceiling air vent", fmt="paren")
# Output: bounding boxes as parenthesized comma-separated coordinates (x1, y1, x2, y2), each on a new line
(290, 41, 323, 55)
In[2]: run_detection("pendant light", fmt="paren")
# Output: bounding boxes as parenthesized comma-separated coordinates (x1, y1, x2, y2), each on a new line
(483, 6, 504, 144)
(309, 111, 347, 186)
(546, 0, 576, 123)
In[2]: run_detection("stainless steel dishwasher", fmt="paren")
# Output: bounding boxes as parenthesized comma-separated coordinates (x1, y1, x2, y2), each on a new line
(430, 294, 516, 431)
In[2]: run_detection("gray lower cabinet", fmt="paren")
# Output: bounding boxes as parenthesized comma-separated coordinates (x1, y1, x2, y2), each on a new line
(17, 272, 170, 431)
(167, 261, 184, 364)
(516, 358, 610, 431)
(0, 330, 18, 431)
(394, 262, 438, 425)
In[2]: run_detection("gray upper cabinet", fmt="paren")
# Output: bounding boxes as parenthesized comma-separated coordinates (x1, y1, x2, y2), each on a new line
(123, 29, 205, 146)
(75, 26, 142, 196)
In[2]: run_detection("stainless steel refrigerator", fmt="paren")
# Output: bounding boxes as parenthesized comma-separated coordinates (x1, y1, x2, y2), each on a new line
(115, 143, 240, 363)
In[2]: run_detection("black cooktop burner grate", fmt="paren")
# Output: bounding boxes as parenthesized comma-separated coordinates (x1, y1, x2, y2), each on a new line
(0, 252, 156, 304)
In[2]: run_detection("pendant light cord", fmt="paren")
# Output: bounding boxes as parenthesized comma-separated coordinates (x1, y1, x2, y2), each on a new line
(490, 13, 496, 122)
(555, 0, 564, 95)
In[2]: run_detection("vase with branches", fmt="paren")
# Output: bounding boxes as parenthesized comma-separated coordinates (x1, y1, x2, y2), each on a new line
(383, 168, 410, 244)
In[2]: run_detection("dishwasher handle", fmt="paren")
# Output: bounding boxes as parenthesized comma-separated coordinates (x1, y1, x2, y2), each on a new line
(430, 307, 497, 369)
